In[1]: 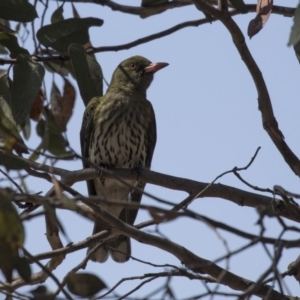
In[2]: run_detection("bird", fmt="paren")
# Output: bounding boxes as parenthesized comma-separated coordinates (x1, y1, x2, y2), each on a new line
(80, 55, 168, 263)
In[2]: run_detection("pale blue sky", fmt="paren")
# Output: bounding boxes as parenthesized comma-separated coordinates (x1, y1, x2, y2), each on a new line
(1, 1, 300, 299)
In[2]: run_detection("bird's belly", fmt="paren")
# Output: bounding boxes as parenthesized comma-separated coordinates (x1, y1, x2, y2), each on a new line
(90, 121, 146, 216)
(91, 121, 147, 169)
(94, 177, 135, 216)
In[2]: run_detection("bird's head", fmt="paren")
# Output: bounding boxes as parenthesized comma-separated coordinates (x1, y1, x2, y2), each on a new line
(109, 56, 168, 94)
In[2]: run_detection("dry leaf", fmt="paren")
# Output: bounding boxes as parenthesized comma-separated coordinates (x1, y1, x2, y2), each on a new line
(247, 0, 272, 39)
(149, 209, 178, 224)
(0, 136, 28, 154)
(67, 273, 106, 297)
(51, 79, 76, 132)
(149, 209, 164, 224)
(71, 2, 80, 19)
(30, 89, 45, 121)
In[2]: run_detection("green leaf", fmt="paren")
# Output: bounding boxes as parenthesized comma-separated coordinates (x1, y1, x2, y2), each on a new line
(67, 273, 106, 297)
(294, 40, 300, 63)
(0, 96, 18, 136)
(11, 54, 45, 126)
(0, 22, 16, 34)
(0, 70, 11, 108)
(28, 145, 40, 161)
(0, 189, 24, 282)
(36, 108, 73, 157)
(0, 189, 24, 244)
(86, 53, 103, 97)
(0, 33, 29, 58)
(37, 17, 104, 53)
(0, 74, 28, 154)
(0, 118, 28, 154)
(51, 5, 64, 24)
(0, 0, 38, 22)
(21, 116, 31, 140)
(43, 61, 70, 76)
(69, 43, 103, 106)
(0, 153, 27, 170)
(229, 0, 248, 13)
(29, 286, 55, 299)
(0, 107, 19, 141)
(15, 257, 31, 282)
(289, 2, 300, 46)
(0, 45, 8, 54)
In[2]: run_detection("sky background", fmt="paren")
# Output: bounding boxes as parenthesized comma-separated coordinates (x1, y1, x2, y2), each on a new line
(1, 0, 300, 299)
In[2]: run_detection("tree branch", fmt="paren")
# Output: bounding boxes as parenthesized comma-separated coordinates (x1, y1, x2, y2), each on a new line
(65, 167, 300, 223)
(56, 0, 295, 19)
(0, 5, 295, 66)
(88, 203, 291, 300)
(12, 198, 300, 263)
(192, 0, 300, 178)
(7, 151, 300, 223)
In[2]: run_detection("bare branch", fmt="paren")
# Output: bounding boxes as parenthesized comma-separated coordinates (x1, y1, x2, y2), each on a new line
(88, 203, 291, 299)
(55, 0, 294, 19)
(192, 0, 300, 178)
(57, 0, 193, 18)
(22, 248, 72, 300)
(0, 5, 295, 66)
(7, 149, 300, 223)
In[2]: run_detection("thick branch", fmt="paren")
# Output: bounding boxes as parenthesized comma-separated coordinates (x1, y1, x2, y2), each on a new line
(65, 168, 300, 224)
(89, 204, 291, 300)
(10, 199, 300, 262)
(9, 151, 300, 223)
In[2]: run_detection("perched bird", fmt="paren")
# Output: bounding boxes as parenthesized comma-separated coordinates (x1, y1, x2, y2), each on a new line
(80, 56, 168, 263)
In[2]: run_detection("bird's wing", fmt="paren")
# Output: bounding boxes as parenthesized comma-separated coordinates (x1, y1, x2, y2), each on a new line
(120, 100, 157, 226)
(145, 101, 157, 169)
(80, 97, 100, 196)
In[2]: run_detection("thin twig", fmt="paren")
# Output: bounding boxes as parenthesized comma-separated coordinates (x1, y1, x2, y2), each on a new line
(22, 248, 72, 299)
(0, 168, 24, 193)
(193, 0, 300, 178)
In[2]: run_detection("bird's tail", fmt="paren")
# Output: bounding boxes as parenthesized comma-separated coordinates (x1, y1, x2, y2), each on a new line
(88, 220, 131, 263)
(88, 220, 110, 262)
(110, 235, 131, 263)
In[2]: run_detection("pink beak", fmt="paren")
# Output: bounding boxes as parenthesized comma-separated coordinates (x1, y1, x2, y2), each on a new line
(144, 62, 169, 73)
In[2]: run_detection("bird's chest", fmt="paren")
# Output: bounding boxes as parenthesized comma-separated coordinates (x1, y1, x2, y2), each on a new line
(90, 105, 147, 168)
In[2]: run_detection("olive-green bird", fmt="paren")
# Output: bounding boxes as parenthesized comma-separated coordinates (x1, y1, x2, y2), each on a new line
(80, 56, 168, 263)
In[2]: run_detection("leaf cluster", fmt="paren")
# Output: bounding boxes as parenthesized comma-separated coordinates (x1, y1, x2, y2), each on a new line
(0, 1, 103, 158)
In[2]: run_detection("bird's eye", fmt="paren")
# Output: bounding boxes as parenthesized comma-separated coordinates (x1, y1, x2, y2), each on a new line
(130, 63, 137, 70)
